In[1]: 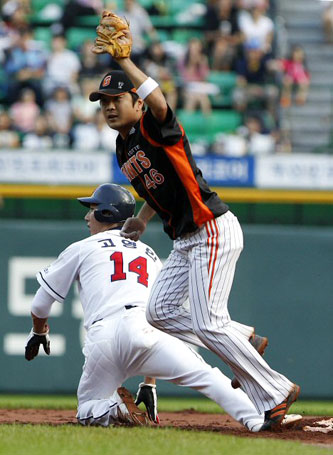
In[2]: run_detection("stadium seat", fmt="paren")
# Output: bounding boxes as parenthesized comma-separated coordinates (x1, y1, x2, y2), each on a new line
(138, 0, 155, 9)
(66, 27, 97, 51)
(176, 110, 242, 143)
(171, 28, 203, 43)
(31, 0, 64, 11)
(0, 68, 6, 101)
(150, 15, 176, 28)
(207, 71, 237, 108)
(34, 27, 53, 50)
(29, 0, 64, 23)
(76, 15, 100, 27)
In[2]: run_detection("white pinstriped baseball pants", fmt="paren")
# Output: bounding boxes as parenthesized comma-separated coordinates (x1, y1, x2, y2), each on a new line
(147, 211, 294, 414)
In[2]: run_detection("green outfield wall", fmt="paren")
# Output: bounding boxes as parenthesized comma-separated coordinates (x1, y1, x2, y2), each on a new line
(0, 220, 332, 398)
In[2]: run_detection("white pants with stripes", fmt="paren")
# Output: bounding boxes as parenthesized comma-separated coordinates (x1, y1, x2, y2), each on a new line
(146, 211, 294, 414)
(76, 306, 265, 430)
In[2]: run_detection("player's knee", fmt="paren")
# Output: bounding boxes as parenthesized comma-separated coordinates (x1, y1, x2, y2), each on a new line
(145, 305, 159, 327)
(77, 401, 113, 427)
(193, 322, 229, 343)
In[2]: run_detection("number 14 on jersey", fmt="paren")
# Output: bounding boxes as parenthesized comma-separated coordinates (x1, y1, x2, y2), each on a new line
(110, 252, 148, 287)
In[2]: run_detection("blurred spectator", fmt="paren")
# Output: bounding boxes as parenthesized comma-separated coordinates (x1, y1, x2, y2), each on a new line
(204, 0, 243, 69)
(144, 41, 178, 110)
(43, 34, 81, 96)
(0, 20, 14, 64)
(2, 0, 30, 32)
(274, 128, 292, 154)
(0, 110, 20, 148)
(239, 113, 275, 155)
(45, 87, 73, 146)
(178, 38, 215, 114)
(116, 0, 158, 64)
(95, 109, 118, 151)
(279, 45, 310, 107)
(322, 2, 333, 43)
(4, 27, 47, 106)
(213, 112, 276, 156)
(22, 113, 54, 149)
(211, 35, 236, 71)
(70, 119, 98, 150)
(79, 39, 107, 78)
(72, 109, 118, 151)
(238, 0, 274, 55)
(72, 76, 100, 123)
(60, 0, 103, 32)
(1, 0, 31, 63)
(236, 0, 270, 15)
(9, 87, 40, 132)
(212, 132, 247, 156)
(233, 39, 278, 115)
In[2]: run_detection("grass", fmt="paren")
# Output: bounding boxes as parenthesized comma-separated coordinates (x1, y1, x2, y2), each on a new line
(0, 396, 332, 455)
(0, 395, 332, 416)
(0, 425, 331, 455)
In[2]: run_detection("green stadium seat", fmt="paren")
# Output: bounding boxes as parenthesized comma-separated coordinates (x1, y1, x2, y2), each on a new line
(150, 15, 175, 28)
(176, 109, 242, 143)
(31, 0, 65, 13)
(138, 0, 155, 9)
(76, 15, 100, 27)
(34, 27, 53, 50)
(209, 110, 241, 132)
(172, 28, 203, 43)
(66, 27, 97, 50)
(168, 0, 198, 14)
(207, 71, 237, 108)
(29, 0, 64, 24)
(155, 28, 172, 42)
(0, 68, 6, 101)
(207, 71, 237, 91)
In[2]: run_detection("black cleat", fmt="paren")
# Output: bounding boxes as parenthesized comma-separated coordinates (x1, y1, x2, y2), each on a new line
(260, 384, 301, 431)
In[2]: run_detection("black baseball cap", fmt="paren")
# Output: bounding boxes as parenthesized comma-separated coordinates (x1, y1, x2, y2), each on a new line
(89, 70, 136, 101)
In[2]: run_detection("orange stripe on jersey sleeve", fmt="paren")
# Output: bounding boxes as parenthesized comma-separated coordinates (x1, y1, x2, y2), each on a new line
(140, 118, 214, 227)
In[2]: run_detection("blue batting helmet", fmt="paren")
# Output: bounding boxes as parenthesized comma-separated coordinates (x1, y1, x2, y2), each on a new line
(78, 183, 135, 223)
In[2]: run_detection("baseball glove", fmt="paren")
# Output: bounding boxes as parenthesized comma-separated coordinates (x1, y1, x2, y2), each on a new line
(92, 10, 132, 58)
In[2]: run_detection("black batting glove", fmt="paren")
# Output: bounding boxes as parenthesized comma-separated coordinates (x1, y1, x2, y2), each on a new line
(25, 328, 50, 361)
(135, 383, 159, 424)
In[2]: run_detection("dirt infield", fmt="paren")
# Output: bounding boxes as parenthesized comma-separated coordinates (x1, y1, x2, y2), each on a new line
(0, 409, 332, 447)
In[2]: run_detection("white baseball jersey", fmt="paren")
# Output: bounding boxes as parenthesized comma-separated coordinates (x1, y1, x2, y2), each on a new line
(37, 229, 162, 329)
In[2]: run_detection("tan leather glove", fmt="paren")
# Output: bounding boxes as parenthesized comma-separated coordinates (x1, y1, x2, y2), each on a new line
(92, 10, 132, 58)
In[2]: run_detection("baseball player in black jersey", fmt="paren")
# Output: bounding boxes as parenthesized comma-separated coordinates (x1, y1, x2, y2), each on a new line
(90, 11, 300, 431)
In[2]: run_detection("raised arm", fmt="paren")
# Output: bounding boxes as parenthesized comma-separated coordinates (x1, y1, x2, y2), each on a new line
(92, 11, 168, 123)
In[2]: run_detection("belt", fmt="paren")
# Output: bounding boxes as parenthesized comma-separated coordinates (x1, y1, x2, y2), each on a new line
(91, 318, 103, 326)
(91, 305, 138, 325)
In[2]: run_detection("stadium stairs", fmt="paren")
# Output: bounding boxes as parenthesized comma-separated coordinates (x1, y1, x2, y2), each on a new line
(277, 0, 333, 153)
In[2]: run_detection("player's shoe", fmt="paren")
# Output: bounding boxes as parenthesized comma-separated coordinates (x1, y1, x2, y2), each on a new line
(231, 334, 269, 389)
(260, 384, 301, 431)
(116, 387, 150, 426)
(281, 414, 303, 427)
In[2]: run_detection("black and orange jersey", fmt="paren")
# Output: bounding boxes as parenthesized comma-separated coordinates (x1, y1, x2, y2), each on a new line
(116, 106, 229, 240)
